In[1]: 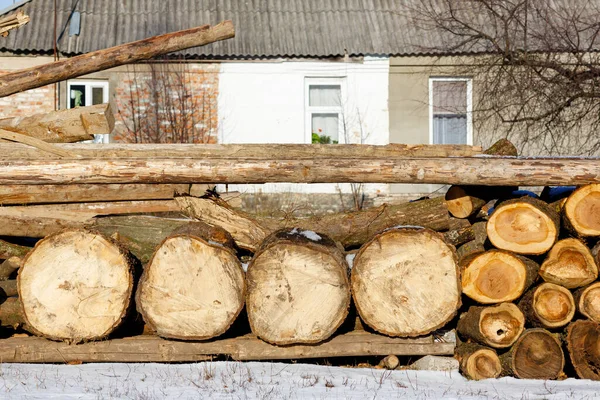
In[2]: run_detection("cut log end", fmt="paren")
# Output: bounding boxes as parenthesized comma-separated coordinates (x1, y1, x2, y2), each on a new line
(519, 283, 575, 329)
(461, 250, 538, 304)
(18, 229, 134, 342)
(540, 238, 598, 289)
(575, 282, 600, 323)
(487, 197, 559, 255)
(501, 329, 564, 380)
(566, 320, 600, 380)
(137, 226, 245, 341)
(564, 184, 600, 237)
(352, 227, 460, 337)
(247, 229, 350, 345)
(445, 186, 487, 219)
(456, 343, 501, 380)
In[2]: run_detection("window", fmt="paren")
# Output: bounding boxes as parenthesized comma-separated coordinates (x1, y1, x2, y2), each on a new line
(429, 78, 472, 145)
(67, 80, 109, 143)
(305, 78, 344, 144)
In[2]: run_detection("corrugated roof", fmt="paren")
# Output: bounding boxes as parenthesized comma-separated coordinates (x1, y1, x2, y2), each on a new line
(0, 0, 597, 58)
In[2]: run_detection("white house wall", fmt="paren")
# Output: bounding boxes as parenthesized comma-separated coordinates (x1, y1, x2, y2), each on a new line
(217, 57, 390, 195)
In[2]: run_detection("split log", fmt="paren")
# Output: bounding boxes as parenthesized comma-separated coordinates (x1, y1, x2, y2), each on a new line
(0, 22, 235, 98)
(18, 229, 135, 342)
(500, 329, 564, 379)
(0, 256, 21, 280)
(540, 238, 598, 289)
(0, 297, 25, 328)
(0, 184, 189, 205)
(518, 283, 575, 329)
(456, 303, 525, 349)
(0, 104, 113, 143)
(0, 239, 30, 259)
(5, 156, 600, 186)
(487, 197, 559, 255)
(461, 250, 538, 304)
(246, 229, 350, 345)
(136, 222, 245, 340)
(351, 227, 461, 337)
(566, 320, 600, 380)
(177, 195, 451, 251)
(563, 184, 600, 238)
(574, 282, 600, 323)
(455, 343, 502, 380)
(0, 143, 485, 160)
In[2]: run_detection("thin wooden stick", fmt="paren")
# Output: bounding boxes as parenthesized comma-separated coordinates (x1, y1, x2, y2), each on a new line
(0, 129, 81, 158)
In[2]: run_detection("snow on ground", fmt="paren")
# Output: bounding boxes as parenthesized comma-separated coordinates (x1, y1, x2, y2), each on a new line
(0, 361, 598, 400)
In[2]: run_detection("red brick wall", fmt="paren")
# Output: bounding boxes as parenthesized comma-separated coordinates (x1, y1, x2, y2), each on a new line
(112, 63, 219, 144)
(0, 70, 55, 118)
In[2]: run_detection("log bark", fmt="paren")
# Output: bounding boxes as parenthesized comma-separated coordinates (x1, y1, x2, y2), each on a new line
(0, 143, 485, 160)
(443, 220, 475, 247)
(457, 241, 486, 262)
(0, 297, 25, 328)
(18, 229, 135, 343)
(518, 283, 575, 329)
(0, 184, 189, 205)
(500, 328, 564, 379)
(574, 282, 600, 323)
(0, 280, 17, 297)
(351, 227, 461, 337)
(456, 303, 525, 349)
(246, 229, 350, 345)
(3, 156, 600, 185)
(136, 222, 245, 340)
(487, 197, 559, 255)
(566, 320, 600, 380)
(0, 22, 235, 98)
(563, 184, 600, 238)
(455, 343, 502, 380)
(461, 250, 539, 304)
(177, 195, 451, 251)
(0, 256, 21, 280)
(0, 239, 30, 259)
(540, 238, 598, 289)
(0, 104, 113, 143)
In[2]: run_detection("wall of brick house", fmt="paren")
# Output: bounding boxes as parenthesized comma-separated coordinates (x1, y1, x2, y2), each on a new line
(111, 62, 220, 144)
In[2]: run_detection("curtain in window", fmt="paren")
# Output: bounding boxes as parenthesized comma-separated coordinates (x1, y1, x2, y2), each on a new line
(309, 85, 341, 107)
(312, 113, 339, 142)
(433, 115, 467, 144)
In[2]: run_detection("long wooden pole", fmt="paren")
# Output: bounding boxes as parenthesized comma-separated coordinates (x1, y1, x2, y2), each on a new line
(0, 21, 235, 98)
(0, 156, 598, 185)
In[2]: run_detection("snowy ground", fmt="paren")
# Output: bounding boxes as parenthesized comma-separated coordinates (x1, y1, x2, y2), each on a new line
(0, 361, 598, 399)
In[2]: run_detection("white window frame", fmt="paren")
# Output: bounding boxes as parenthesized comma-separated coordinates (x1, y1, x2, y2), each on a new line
(304, 77, 345, 144)
(428, 77, 473, 145)
(67, 80, 110, 143)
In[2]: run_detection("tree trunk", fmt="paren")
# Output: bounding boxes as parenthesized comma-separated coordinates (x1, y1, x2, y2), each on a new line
(487, 197, 559, 255)
(455, 342, 502, 380)
(0, 297, 25, 328)
(177, 195, 451, 251)
(0, 256, 21, 280)
(500, 328, 564, 379)
(0, 104, 113, 143)
(456, 303, 525, 349)
(0, 22, 235, 98)
(563, 184, 600, 238)
(0, 239, 30, 259)
(18, 229, 135, 343)
(518, 283, 575, 329)
(246, 229, 350, 345)
(574, 282, 600, 323)
(136, 222, 245, 341)
(0, 183, 189, 205)
(540, 238, 597, 289)
(461, 250, 539, 304)
(3, 156, 600, 185)
(566, 320, 600, 380)
(351, 227, 461, 337)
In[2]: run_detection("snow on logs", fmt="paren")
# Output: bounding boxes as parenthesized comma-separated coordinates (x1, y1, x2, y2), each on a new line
(351, 227, 461, 337)
(136, 222, 245, 340)
(246, 229, 350, 345)
(18, 229, 134, 343)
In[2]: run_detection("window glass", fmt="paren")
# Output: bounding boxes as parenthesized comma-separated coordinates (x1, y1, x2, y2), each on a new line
(92, 87, 104, 105)
(69, 84, 86, 108)
(311, 113, 339, 143)
(309, 85, 341, 107)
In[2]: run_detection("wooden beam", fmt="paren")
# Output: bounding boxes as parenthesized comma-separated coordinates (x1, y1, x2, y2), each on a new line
(0, 21, 234, 98)
(0, 184, 189, 205)
(0, 156, 598, 186)
(0, 331, 454, 363)
(0, 104, 113, 143)
(0, 11, 29, 37)
(0, 143, 484, 159)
